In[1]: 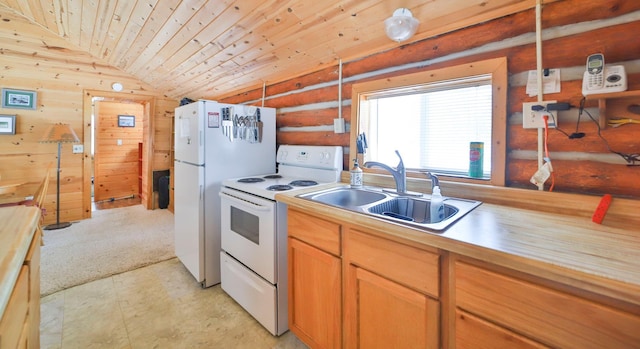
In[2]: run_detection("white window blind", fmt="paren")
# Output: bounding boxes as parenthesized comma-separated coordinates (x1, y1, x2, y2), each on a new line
(365, 77, 492, 178)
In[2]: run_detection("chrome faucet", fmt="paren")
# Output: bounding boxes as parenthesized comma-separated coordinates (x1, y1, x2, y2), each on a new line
(424, 172, 439, 190)
(363, 150, 407, 194)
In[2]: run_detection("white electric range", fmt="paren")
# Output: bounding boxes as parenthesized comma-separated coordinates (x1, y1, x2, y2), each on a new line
(219, 145, 343, 336)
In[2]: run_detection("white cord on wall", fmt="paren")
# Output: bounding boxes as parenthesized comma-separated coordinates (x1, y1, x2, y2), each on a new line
(339, 58, 343, 120)
(535, 0, 544, 191)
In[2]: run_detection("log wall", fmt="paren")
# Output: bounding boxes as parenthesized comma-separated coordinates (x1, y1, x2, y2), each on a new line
(0, 10, 177, 224)
(216, 0, 640, 199)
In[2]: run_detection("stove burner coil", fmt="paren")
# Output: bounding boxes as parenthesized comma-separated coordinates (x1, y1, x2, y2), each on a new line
(266, 184, 293, 191)
(237, 177, 265, 183)
(289, 180, 318, 187)
(263, 174, 282, 179)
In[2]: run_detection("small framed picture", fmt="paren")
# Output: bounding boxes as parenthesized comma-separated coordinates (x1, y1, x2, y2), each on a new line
(0, 114, 16, 135)
(118, 115, 135, 127)
(1, 88, 37, 110)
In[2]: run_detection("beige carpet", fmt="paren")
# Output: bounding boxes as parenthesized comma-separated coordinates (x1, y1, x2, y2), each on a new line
(40, 205, 175, 297)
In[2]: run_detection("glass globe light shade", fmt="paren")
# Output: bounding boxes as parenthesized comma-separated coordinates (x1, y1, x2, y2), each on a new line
(384, 8, 419, 42)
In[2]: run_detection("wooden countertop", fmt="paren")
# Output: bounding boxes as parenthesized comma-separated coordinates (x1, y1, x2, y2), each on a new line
(0, 206, 40, 317)
(276, 183, 640, 307)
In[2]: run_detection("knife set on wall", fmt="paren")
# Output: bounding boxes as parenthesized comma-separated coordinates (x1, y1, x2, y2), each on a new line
(220, 106, 263, 143)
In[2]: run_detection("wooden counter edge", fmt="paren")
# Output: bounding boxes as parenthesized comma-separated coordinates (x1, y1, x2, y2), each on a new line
(0, 206, 41, 318)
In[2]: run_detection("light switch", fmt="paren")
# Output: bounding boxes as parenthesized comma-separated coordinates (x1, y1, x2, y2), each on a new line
(117, 139, 123, 146)
(72, 144, 84, 153)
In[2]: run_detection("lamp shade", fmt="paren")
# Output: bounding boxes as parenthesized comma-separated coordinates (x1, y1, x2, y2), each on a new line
(40, 123, 80, 143)
(384, 8, 419, 42)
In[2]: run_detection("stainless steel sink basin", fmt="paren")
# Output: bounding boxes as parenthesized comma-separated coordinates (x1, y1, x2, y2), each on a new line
(301, 187, 388, 209)
(297, 186, 481, 231)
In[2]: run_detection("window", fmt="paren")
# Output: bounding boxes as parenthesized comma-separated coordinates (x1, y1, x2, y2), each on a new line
(350, 58, 507, 186)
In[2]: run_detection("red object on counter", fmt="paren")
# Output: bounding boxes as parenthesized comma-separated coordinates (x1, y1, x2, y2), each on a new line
(591, 194, 612, 224)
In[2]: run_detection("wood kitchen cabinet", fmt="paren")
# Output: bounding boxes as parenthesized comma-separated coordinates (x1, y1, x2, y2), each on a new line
(0, 207, 41, 349)
(344, 229, 440, 349)
(287, 208, 342, 349)
(452, 258, 640, 348)
(287, 206, 441, 349)
(284, 200, 640, 349)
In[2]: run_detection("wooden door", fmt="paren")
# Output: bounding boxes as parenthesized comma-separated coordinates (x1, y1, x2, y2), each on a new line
(345, 265, 439, 349)
(288, 237, 342, 349)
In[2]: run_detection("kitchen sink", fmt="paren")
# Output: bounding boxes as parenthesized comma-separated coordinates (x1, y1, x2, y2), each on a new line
(301, 187, 388, 208)
(297, 186, 481, 231)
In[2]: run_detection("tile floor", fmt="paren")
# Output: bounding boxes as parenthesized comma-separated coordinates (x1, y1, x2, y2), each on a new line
(40, 258, 308, 349)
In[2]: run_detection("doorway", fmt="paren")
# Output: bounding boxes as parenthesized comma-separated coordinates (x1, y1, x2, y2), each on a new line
(91, 99, 144, 211)
(82, 90, 156, 219)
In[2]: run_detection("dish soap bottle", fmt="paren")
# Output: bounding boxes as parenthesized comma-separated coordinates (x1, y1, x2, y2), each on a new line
(430, 186, 445, 223)
(350, 158, 363, 189)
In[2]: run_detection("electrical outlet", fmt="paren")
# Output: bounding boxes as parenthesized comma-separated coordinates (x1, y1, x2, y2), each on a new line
(333, 118, 345, 133)
(522, 101, 557, 129)
(72, 144, 83, 153)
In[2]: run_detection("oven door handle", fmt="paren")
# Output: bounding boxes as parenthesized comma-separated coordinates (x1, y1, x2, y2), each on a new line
(219, 191, 271, 212)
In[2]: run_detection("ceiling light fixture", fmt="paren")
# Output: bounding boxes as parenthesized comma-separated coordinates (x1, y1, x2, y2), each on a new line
(384, 8, 419, 42)
(111, 82, 123, 92)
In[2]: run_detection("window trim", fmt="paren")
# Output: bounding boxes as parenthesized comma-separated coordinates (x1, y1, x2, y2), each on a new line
(350, 57, 508, 186)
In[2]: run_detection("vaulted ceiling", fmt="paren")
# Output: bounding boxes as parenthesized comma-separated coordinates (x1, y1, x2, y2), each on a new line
(0, 0, 549, 100)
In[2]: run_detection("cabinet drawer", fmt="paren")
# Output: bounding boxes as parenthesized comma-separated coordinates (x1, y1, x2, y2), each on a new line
(0, 266, 29, 349)
(455, 261, 640, 348)
(346, 229, 440, 297)
(456, 309, 547, 349)
(288, 208, 341, 256)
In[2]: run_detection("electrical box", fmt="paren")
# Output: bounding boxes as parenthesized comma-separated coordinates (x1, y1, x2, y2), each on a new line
(522, 101, 557, 129)
(72, 144, 84, 153)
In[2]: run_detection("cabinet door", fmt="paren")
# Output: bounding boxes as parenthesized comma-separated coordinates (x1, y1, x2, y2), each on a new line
(288, 237, 341, 349)
(345, 265, 439, 349)
(456, 309, 548, 349)
(456, 261, 640, 348)
(25, 229, 41, 349)
(0, 266, 29, 349)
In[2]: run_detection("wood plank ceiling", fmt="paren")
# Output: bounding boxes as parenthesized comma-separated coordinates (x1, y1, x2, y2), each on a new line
(0, 0, 549, 100)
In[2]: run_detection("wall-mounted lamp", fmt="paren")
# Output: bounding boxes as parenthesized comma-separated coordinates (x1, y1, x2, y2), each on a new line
(384, 8, 419, 42)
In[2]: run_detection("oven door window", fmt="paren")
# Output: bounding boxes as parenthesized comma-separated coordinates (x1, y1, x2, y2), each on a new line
(230, 206, 259, 244)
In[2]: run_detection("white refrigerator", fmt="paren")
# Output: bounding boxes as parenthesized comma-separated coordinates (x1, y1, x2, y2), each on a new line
(174, 100, 275, 287)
